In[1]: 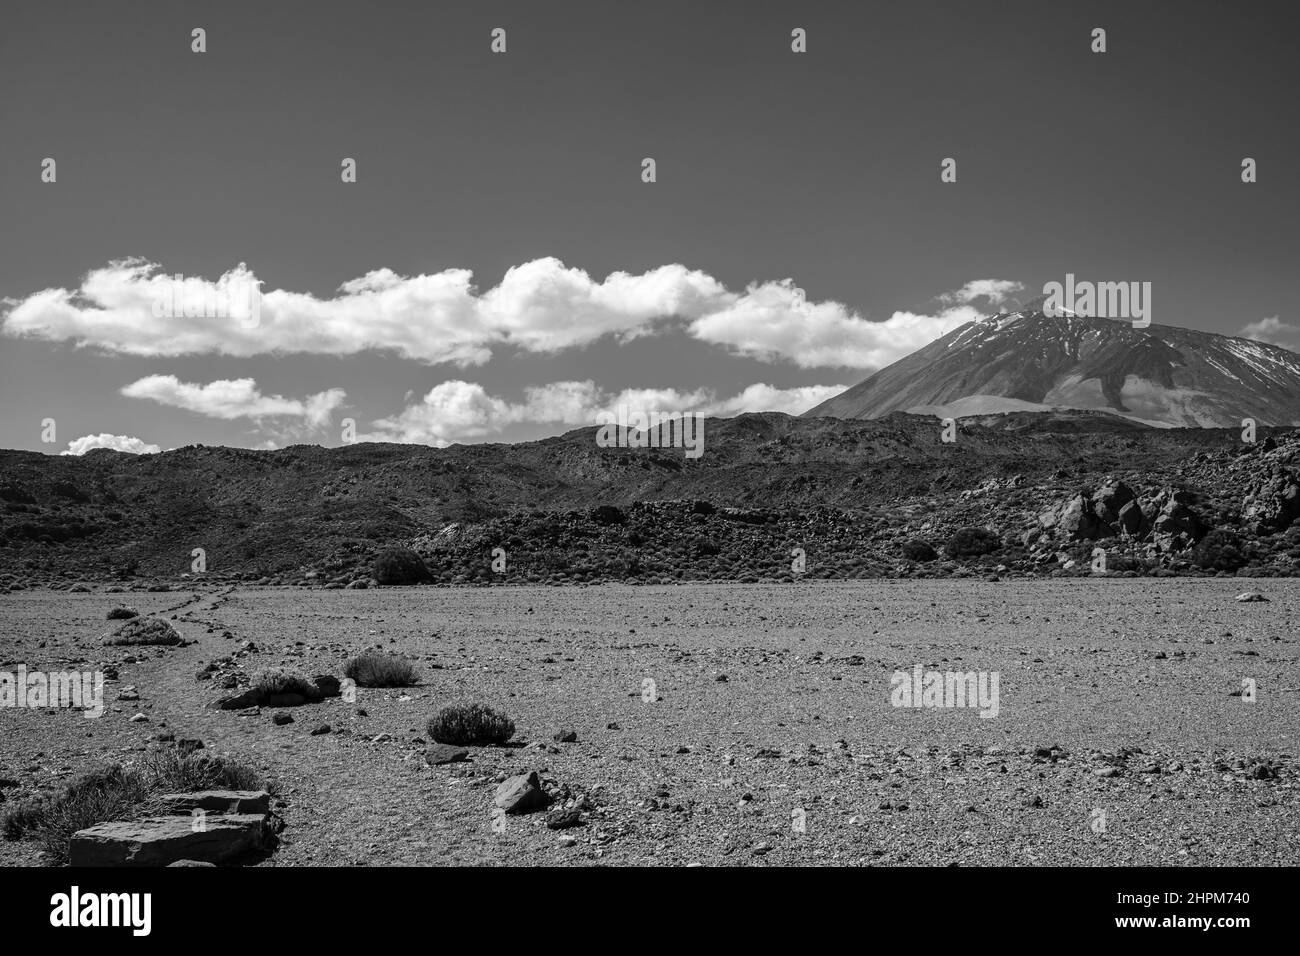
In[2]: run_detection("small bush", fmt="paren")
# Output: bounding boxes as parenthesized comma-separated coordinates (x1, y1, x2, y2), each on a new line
(1, 796, 52, 841)
(1, 748, 268, 864)
(141, 748, 268, 795)
(901, 539, 938, 562)
(427, 703, 515, 746)
(945, 527, 1001, 558)
(344, 652, 418, 687)
(1, 764, 148, 864)
(104, 617, 182, 646)
(251, 666, 320, 700)
(372, 547, 432, 585)
(106, 605, 139, 621)
(1192, 529, 1248, 572)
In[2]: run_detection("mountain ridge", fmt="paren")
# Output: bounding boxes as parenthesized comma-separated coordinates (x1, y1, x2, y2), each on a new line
(2, 410, 1299, 584)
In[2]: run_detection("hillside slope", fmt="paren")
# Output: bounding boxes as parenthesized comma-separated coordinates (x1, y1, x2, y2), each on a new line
(3, 412, 1299, 585)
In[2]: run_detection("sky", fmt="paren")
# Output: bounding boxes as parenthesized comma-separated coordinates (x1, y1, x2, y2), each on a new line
(1, 0, 1297, 454)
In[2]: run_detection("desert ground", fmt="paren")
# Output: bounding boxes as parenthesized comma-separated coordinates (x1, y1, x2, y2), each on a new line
(2, 579, 1298, 866)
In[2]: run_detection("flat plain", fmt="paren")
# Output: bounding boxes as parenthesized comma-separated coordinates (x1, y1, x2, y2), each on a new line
(2, 579, 1297, 866)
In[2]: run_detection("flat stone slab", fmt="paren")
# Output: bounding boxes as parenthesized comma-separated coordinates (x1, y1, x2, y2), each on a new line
(157, 790, 271, 815)
(69, 814, 267, 867)
(425, 744, 469, 766)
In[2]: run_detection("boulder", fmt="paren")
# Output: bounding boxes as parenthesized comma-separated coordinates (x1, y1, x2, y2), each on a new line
(69, 814, 268, 867)
(1093, 481, 1136, 523)
(1244, 473, 1300, 534)
(1056, 494, 1102, 541)
(425, 743, 470, 766)
(494, 771, 551, 814)
(1152, 490, 1207, 550)
(1116, 499, 1148, 536)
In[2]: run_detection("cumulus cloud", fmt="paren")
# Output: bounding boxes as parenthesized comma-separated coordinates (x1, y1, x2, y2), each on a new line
(363, 380, 843, 445)
(1240, 316, 1300, 351)
(939, 279, 1026, 307)
(120, 375, 345, 428)
(0, 258, 721, 367)
(2, 259, 1014, 371)
(62, 433, 160, 455)
(685, 279, 1012, 369)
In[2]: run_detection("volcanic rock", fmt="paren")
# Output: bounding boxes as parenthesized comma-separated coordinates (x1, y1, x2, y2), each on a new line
(69, 814, 268, 867)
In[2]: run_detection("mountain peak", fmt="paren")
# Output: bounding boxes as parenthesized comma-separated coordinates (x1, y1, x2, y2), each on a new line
(806, 313, 1300, 428)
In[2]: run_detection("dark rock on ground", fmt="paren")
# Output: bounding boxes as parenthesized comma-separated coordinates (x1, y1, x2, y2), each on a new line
(545, 808, 583, 830)
(494, 771, 551, 814)
(425, 743, 470, 766)
(69, 814, 269, 867)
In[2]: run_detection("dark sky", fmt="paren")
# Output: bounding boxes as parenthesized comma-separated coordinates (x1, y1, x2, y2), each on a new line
(1, 0, 1296, 452)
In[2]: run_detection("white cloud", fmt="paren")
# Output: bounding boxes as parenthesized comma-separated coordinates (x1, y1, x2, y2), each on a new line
(62, 433, 160, 455)
(689, 280, 986, 369)
(480, 258, 726, 352)
(2, 259, 1012, 371)
(1240, 316, 1300, 350)
(697, 383, 847, 417)
(0, 258, 721, 367)
(939, 279, 1026, 307)
(120, 375, 345, 428)
(363, 380, 843, 445)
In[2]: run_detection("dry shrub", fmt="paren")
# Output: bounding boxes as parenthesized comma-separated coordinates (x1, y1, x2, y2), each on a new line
(344, 652, 418, 687)
(105, 617, 182, 646)
(427, 703, 515, 746)
(1, 748, 268, 864)
(251, 666, 320, 700)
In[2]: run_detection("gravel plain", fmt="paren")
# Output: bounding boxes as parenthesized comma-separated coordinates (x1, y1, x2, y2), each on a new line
(1, 579, 1297, 866)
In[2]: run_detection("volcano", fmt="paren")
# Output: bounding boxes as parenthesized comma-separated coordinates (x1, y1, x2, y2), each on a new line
(803, 310, 1300, 428)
